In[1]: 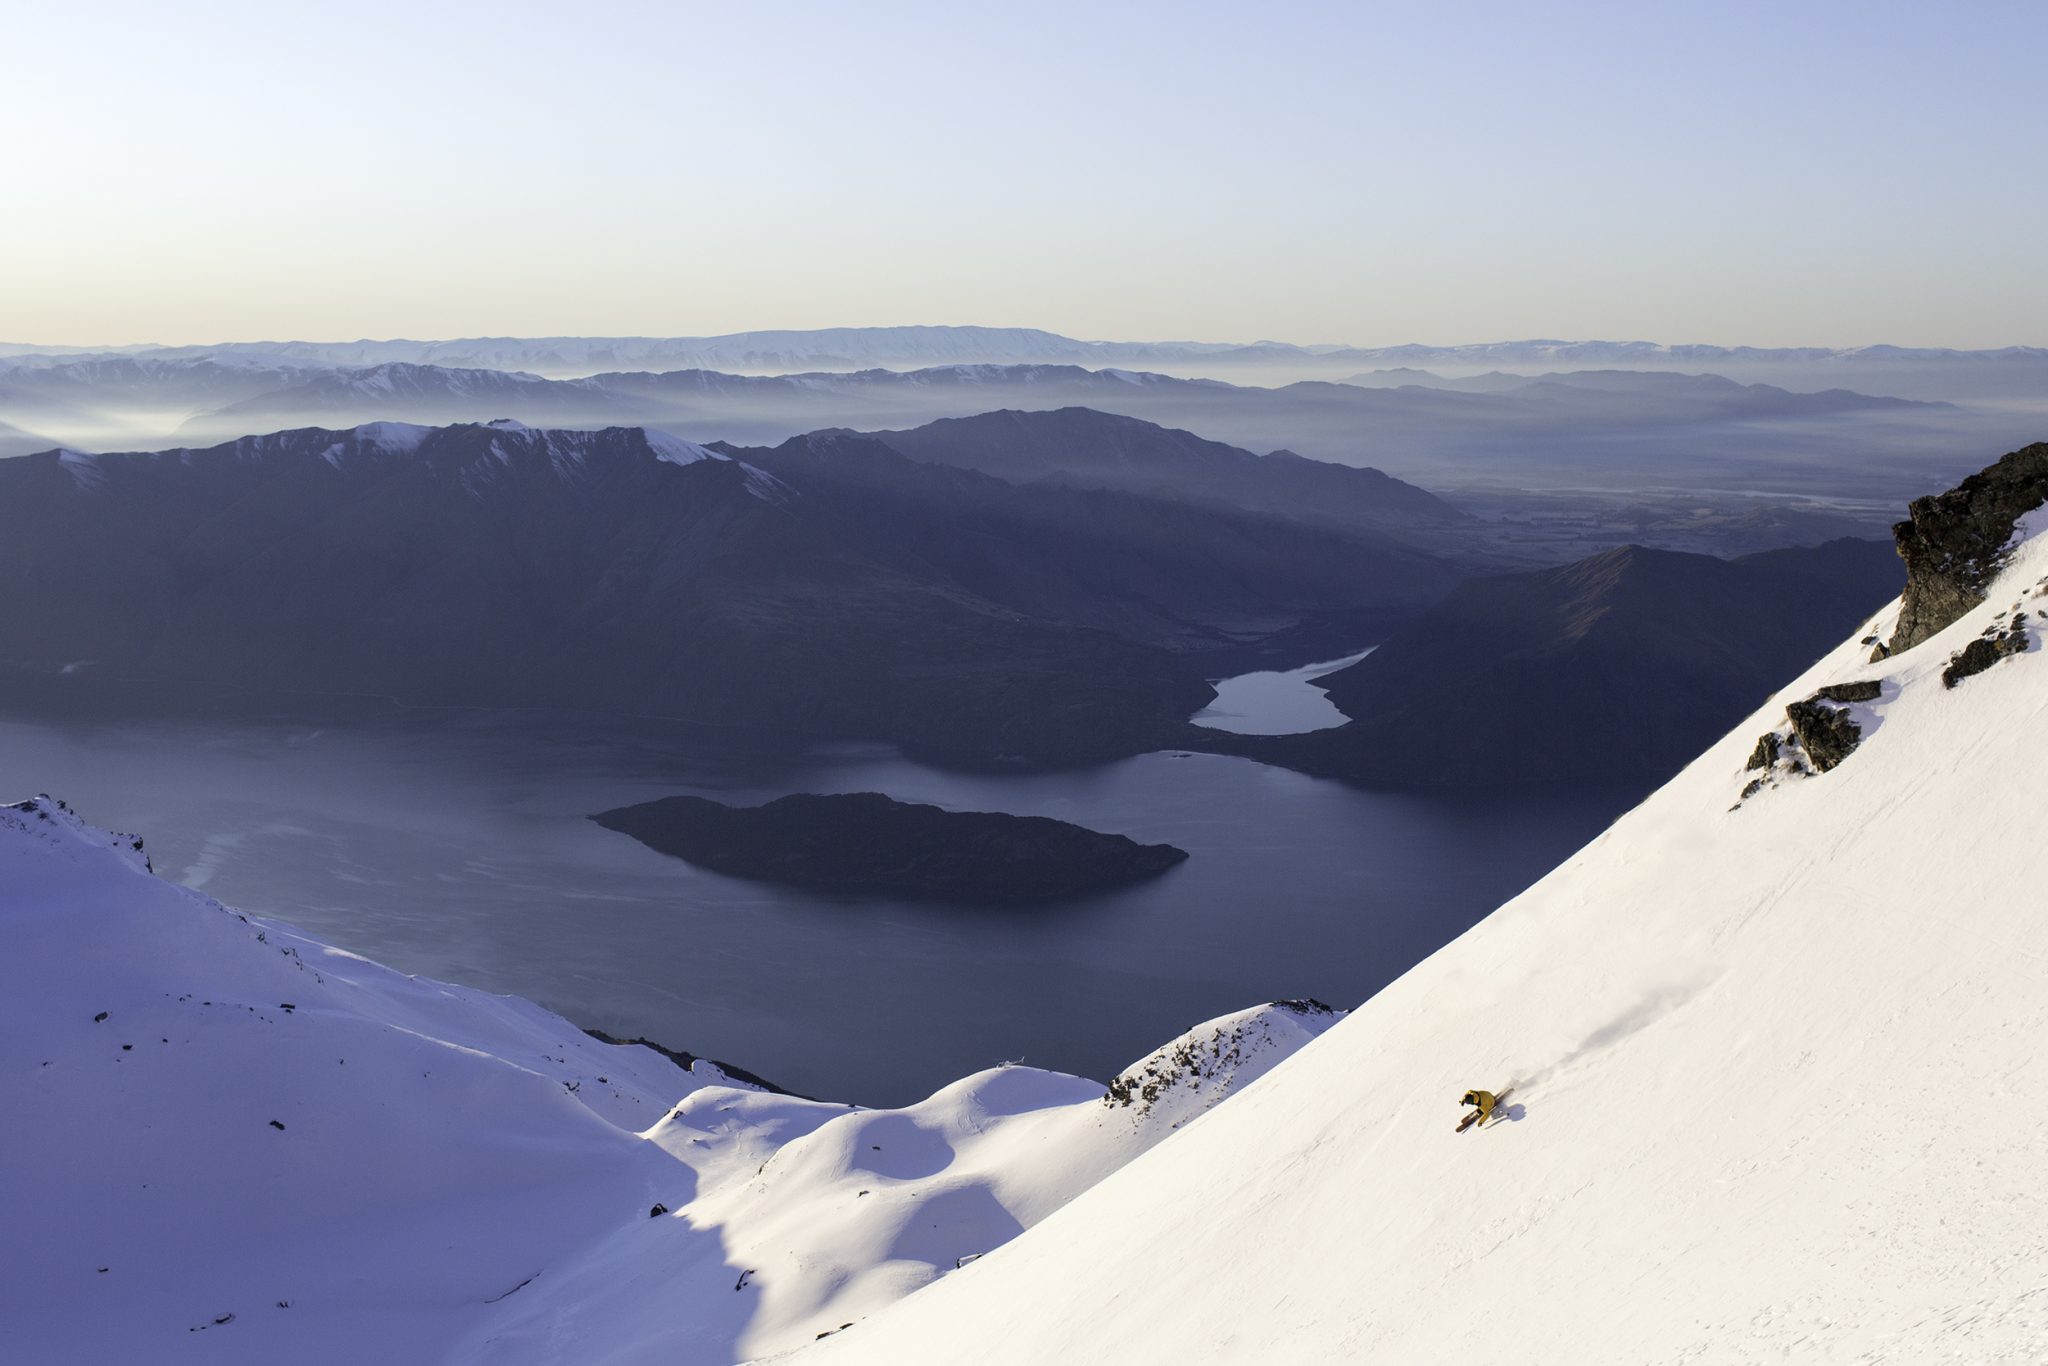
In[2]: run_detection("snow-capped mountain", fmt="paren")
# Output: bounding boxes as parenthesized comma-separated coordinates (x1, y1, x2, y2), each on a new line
(801, 443, 2048, 1363)
(0, 794, 1339, 1364)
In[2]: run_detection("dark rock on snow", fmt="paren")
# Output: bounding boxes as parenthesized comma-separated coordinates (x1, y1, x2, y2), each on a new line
(580, 1028, 799, 1097)
(1785, 699, 1863, 773)
(1942, 612, 2030, 689)
(1888, 441, 2048, 654)
(1814, 680, 1882, 704)
(591, 792, 1187, 904)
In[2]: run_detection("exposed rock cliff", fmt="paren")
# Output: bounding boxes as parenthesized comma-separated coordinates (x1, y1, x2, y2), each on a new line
(1886, 441, 2048, 654)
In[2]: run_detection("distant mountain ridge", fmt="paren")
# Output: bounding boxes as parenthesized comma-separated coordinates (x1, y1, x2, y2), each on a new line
(856, 407, 1467, 534)
(1, 336, 2024, 496)
(78, 358, 1985, 497)
(6, 326, 2042, 378)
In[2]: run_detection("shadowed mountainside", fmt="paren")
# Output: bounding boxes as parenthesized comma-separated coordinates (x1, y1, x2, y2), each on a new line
(859, 406, 1465, 535)
(0, 420, 1455, 767)
(1202, 537, 1905, 788)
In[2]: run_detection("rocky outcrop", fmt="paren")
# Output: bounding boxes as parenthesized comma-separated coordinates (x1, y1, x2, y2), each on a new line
(1744, 687, 1873, 796)
(1942, 611, 2031, 688)
(591, 792, 1188, 904)
(1101, 999, 1340, 1115)
(580, 1028, 796, 1096)
(1784, 698, 1863, 773)
(1887, 441, 2048, 655)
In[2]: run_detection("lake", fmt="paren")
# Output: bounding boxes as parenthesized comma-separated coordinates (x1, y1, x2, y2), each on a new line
(1191, 648, 1375, 734)
(0, 697, 1636, 1106)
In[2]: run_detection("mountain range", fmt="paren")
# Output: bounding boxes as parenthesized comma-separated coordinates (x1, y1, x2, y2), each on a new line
(2, 409, 1939, 786)
(0, 419, 1454, 767)
(5, 329, 2038, 501)
(0, 356, 1996, 498)
(7, 325, 2046, 384)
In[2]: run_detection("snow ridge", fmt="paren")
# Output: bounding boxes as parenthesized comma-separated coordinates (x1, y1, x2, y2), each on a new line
(0, 800, 1328, 1364)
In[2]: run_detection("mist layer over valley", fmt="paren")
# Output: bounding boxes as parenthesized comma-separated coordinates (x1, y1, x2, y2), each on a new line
(7, 328, 2043, 503)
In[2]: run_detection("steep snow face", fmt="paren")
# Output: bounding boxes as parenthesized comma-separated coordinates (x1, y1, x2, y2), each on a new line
(3, 796, 696, 1364)
(806, 516, 2048, 1361)
(0, 802, 1333, 1365)
(641, 426, 723, 466)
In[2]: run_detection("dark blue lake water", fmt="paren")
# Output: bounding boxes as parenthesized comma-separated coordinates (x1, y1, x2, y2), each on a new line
(0, 698, 1634, 1106)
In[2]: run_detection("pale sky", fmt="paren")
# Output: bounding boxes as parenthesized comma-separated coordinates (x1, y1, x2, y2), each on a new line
(4, 0, 2043, 349)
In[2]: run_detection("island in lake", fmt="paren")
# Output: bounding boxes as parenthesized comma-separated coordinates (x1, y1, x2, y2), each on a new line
(591, 791, 1189, 904)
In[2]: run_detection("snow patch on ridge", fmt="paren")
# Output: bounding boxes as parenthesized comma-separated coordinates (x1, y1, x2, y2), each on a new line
(642, 427, 726, 467)
(353, 420, 431, 453)
(55, 448, 106, 490)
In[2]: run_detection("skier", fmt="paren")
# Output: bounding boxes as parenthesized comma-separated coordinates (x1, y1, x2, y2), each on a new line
(1460, 1089, 1498, 1123)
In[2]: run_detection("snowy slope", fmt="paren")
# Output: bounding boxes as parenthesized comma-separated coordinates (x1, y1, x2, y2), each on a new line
(0, 804, 1334, 1365)
(802, 511, 2048, 1360)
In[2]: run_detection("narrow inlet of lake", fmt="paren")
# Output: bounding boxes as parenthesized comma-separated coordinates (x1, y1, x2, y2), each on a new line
(1190, 649, 1374, 735)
